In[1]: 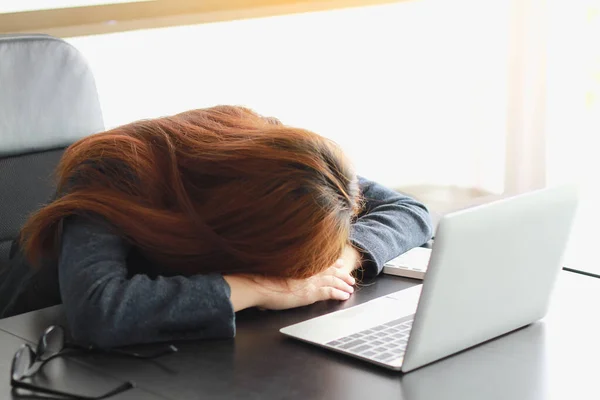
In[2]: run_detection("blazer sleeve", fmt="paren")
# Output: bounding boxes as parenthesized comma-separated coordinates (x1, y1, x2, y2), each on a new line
(350, 176, 433, 278)
(58, 216, 235, 348)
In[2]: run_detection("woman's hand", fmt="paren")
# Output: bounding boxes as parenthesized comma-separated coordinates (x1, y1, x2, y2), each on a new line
(256, 261, 356, 310)
(224, 261, 356, 312)
(336, 244, 362, 275)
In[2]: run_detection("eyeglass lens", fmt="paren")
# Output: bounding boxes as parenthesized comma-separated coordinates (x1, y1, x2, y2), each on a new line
(36, 325, 65, 361)
(11, 345, 33, 381)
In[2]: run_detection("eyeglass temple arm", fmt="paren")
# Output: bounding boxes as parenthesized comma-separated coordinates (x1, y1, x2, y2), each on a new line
(104, 344, 178, 359)
(67, 343, 178, 359)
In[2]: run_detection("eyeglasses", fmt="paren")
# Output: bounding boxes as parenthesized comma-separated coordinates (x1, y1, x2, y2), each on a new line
(11, 325, 178, 399)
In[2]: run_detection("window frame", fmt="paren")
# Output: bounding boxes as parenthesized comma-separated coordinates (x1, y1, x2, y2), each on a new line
(0, 0, 410, 38)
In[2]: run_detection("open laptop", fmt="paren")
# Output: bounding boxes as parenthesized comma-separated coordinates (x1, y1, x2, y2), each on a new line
(280, 185, 578, 372)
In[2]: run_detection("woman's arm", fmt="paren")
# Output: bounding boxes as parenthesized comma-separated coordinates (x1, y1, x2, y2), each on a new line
(349, 176, 434, 278)
(59, 217, 355, 348)
(59, 216, 240, 348)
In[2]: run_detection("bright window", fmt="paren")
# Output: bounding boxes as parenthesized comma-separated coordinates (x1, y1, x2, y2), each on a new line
(66, 0, 598, 275)
(547, 0, 599, 275)
(68, 0, 509, 193)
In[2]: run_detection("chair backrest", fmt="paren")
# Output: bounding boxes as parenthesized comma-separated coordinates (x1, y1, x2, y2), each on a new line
(0, 34, 104, 264)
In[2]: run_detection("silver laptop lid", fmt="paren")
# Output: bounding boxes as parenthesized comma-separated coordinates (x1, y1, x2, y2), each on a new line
(402, 185, 578, 372)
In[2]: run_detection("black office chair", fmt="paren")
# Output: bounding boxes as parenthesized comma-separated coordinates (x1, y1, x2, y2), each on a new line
(0, 34, 104, 268)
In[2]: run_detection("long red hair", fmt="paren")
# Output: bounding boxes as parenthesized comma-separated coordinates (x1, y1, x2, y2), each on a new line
(20, 106, 361, 279)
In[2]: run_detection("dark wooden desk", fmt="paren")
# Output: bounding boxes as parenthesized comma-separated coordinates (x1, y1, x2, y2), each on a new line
(1, 272, 598, 400)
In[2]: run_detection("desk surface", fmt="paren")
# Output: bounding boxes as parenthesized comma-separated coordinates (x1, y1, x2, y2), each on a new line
(1, 272, 599, 400)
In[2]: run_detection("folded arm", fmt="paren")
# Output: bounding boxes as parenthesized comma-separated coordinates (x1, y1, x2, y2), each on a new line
(59, 217, 356, 347)
(350, 176, 433, 278)
(59, 216, 236, 348)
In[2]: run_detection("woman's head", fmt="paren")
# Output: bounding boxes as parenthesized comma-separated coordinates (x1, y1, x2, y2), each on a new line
(22, 106, 361, 279)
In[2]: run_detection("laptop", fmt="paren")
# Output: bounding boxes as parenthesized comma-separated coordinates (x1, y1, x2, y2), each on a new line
(280, 185, 578, 372)
(383, 246, 432, 279)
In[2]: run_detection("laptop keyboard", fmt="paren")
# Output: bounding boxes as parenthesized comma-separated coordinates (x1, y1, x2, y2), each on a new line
(325, 314, 414, 363)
